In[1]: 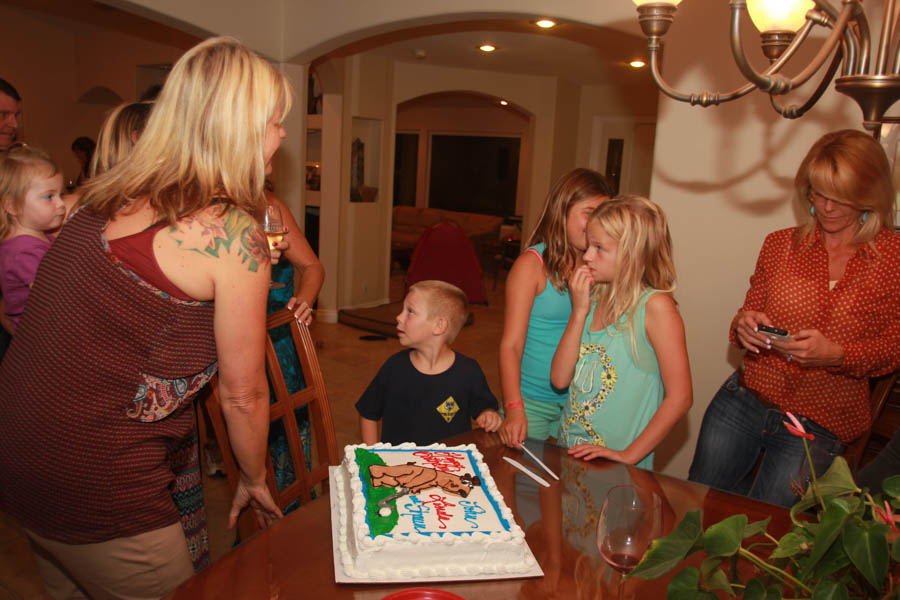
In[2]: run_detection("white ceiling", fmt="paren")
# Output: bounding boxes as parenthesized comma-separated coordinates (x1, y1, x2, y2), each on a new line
(367, 29, 654, 88)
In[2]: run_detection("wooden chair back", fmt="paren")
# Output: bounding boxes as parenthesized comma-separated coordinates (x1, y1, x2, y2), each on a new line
(844, 370, 900, 473)
(201, 309, 339, 539)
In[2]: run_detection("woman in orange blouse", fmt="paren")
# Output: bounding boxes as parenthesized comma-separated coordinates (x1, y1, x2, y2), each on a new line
(689, 129, 900, 507)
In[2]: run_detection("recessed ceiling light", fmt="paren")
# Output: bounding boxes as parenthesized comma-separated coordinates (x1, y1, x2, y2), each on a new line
(535, 19, 556, 28)
(479, 44, 496, 52)
(630, 59, 646, 68)
(499, 99, 509, 106)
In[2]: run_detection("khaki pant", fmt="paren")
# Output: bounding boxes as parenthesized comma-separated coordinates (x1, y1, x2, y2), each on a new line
(26, 523, 194, 600)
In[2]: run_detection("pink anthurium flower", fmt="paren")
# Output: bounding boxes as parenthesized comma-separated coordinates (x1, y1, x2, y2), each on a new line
(783, 412, 815, 441)
(873, 501, 900, 535)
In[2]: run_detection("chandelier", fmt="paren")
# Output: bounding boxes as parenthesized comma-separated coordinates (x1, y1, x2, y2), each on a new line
(632, 0, 900, 136)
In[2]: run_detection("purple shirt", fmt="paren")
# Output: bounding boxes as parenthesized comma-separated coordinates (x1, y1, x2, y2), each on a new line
(0, 234, 55, 327)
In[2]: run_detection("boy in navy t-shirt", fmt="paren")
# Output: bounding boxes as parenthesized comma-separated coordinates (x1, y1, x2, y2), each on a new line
(357, 280, 501, 445)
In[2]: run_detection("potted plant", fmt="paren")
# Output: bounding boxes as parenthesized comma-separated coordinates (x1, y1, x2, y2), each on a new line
(629, 413, 900, 599)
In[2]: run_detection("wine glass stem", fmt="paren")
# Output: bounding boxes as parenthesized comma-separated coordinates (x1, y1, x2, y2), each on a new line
(617, 572, 625, 600)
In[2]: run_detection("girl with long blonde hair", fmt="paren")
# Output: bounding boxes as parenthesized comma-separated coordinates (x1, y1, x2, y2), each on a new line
(550, 195, 692, 469)
(498, 168, 612, 447)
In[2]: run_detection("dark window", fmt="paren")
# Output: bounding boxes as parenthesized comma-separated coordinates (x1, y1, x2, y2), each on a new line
(393, 133, 418, 206)
(428, 135, 519, 217)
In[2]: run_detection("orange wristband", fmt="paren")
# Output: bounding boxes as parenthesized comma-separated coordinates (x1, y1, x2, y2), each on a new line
(504, 400, 524, 411)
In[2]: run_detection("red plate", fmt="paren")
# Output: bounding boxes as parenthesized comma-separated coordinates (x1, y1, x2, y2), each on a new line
(381, 588, 465, 600)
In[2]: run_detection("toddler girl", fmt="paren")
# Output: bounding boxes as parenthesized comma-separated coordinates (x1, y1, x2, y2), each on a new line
(551, 195, 692, 469)
(498, 168, 612, 447)
(0, 145, 65, 329)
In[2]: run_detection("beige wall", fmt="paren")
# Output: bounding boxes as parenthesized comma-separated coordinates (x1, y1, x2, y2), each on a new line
(1, 4, 184, 183)
(339, 54, 394, 310)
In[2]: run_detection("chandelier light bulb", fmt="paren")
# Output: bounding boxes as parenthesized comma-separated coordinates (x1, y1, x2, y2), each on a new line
(632, 0, 682, 6)
(747, 0, 813, 33)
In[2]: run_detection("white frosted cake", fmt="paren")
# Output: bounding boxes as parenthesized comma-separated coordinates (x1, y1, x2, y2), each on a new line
(334, 442, 535, 580)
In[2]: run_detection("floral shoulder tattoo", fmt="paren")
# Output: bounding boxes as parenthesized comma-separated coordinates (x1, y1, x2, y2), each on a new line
(168, 207, 268, 272)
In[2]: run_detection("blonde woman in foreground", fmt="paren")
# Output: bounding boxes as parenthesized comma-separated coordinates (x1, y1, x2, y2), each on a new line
(0, 37, 290, 599)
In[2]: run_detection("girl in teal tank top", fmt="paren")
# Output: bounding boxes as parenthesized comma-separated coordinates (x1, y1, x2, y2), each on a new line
(551, 196, 692, 469)
(498, 169, 613, 447)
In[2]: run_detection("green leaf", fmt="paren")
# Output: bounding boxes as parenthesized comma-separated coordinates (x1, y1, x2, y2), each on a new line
(883, 474, 900, 499)
(811, 579, 849, 600)
(630, 510, 703, 580)
(770, 531, 805, 559)
(799, 496, 857, 579)
(842, 521, 890, 591)
(765, 585, 783, 600)
(700, 557, 733, 596)
(742, 578, 766, 600)
(812, 534, 851, 580)
(892, 534, 900, 562)
(791, 457, 859, 526)
(743, 517, 772, 540)
(666, 567, 718, 600)
(703, 514, 748, 558)
(705, 568, 734, 596)
(808, 456, 858, 498)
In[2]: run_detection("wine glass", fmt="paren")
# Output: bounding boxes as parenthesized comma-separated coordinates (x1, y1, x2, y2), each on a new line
(261, 201, 286, 289)
(596, 485, 663, 600)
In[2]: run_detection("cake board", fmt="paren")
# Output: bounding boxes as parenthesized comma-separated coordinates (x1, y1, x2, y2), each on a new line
(328, 467, 544, 584)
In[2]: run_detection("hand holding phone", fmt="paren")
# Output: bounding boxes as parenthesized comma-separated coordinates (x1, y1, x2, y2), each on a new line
(758, 324, 794, 343)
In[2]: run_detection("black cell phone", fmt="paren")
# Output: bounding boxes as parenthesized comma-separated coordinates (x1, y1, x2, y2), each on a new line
(758, 324, 793, 342)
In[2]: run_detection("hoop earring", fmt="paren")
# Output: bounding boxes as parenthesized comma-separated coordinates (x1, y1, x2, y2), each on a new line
(809, 205, 816, 216)
(860, 211, 869, 224)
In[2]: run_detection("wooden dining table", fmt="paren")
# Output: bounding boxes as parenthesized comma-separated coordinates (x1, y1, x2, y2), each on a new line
(167, 430, 792, 599)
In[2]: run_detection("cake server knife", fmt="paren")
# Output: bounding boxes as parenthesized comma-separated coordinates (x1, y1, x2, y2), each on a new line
(519, 443, 560, 481)
(503, 456, 551, 488)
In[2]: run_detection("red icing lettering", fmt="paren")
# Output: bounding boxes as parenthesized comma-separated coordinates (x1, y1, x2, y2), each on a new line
(422, 494, 456, 530)
(412, 450, 467, 473)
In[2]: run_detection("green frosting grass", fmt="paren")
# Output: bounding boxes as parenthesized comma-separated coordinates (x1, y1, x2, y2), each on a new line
(355, 448, 399, 536)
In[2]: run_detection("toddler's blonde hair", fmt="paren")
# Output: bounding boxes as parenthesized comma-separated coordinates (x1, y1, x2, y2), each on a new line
(0, 144, 59, 239)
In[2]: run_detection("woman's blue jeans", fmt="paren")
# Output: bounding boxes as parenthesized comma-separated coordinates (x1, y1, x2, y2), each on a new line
(688, 371, 846, 507)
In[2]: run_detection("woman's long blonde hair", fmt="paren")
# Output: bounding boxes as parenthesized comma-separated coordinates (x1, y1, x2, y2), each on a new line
(590, 195, 677, 357)
(526, 168, 613, 291)
(0, 144, 59, 239)
(80, 37, 292, 222)
(794, 129, 895, 248)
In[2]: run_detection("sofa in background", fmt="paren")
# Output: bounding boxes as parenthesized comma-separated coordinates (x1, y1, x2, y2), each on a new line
(391, 205, 503, 268)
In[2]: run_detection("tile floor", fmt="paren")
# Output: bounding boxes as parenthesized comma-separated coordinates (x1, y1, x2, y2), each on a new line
(0, 274, 508, 599)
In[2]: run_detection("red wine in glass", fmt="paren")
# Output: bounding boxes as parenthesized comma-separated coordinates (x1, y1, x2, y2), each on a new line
(597, 485, 663, 599)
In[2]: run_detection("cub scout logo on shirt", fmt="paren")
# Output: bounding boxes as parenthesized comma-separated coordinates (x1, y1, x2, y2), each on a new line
(437, 396, 459, 423)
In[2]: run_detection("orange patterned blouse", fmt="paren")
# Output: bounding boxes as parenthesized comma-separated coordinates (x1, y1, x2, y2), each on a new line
(730, 226, 900, 442)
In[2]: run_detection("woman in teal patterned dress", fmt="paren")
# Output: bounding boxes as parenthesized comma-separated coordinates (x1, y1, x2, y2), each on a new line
(265, 189, 325, 512)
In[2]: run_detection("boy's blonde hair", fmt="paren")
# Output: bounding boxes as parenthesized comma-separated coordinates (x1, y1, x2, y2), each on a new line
(0, 144, 59, 239)
(590, 195, 677, 358)
(80, 36, 292, 222)
(526, 168, 613, 291)
(90, 101, 153, 177)
(409, 280, 469, 342)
